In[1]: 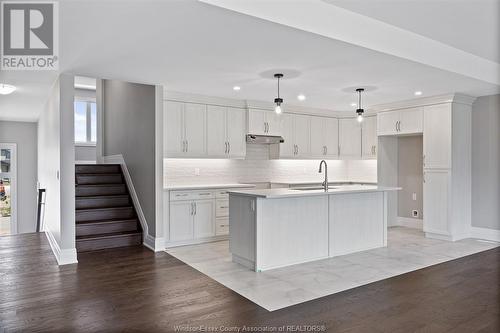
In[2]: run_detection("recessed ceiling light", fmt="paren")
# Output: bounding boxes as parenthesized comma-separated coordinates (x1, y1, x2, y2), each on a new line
(414, 91, 423, 96)
(233, 86, 241, 91)
(297, 94, 306, 101)
(0, 84, 16, 95)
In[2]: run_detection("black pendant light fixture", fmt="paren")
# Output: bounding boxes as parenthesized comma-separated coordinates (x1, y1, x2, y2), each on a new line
(274, 73, 284, 114)
(355, 88, 365, 122)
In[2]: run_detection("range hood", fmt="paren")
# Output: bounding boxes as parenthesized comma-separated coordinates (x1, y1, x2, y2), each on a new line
(246, 134, 284, 144)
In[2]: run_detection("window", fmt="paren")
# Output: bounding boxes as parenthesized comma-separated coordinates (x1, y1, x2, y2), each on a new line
(74, 99, 97, 144)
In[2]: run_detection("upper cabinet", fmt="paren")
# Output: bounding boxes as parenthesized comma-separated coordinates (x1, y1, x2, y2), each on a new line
(164, 101, 206, 157)
(207, 106, 246, 158)
(165, 101, 246, 159)
(361, 116, 377, 159)
(339, 118, 362, 159)
(311, 116, 339, 159)
(377, 107, 423, 136)
(278, 114, 311, 158)
(247, 109, 282, 136)
(423, 103, 451, 169)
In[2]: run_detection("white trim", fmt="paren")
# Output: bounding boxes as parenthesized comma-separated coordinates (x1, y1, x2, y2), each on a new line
(102, 154, 149, 239)
(370, 93, 477, 112)
(74, 142, 96, 147)
(144, 234, 166, 252)
(45, 230, 78, 265)
(395, 217, 423, 230)
(165, 235, 229, 248)
(75, 160, 96, 164)
(470, 227, 500, 242)
(0, 143, 17, 234)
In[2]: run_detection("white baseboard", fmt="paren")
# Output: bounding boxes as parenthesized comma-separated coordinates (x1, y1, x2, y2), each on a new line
(45, 230, 78, 265)
(470, 227, 500, 242)
(102, 154, 149, 240)
(144, 234, 165, 252)
(165, 235, 229, 248)
(395, 217, 423, 229)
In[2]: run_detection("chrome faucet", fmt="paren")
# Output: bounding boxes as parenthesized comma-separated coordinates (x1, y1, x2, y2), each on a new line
(318, 160, 328, 192)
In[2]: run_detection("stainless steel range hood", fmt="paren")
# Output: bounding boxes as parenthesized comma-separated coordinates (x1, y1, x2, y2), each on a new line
(246, 134, 284, 144)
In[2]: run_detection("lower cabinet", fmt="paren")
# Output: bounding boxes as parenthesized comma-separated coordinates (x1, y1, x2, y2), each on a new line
(170, 199, 215, 242)
(423, 170, 450, 237)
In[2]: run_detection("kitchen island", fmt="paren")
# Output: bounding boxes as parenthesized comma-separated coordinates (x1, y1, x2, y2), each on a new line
(229, 185, 400, 271)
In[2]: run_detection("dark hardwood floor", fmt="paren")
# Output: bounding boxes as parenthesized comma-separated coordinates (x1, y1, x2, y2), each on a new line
(0, 233, 498, 332)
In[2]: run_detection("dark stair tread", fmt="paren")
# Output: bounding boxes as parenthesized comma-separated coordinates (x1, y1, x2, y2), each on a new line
(76, 206, 134, 213)
(76, 218, 138, 225)
(76, 194, 129, 199)
(76, 231, 142, 241)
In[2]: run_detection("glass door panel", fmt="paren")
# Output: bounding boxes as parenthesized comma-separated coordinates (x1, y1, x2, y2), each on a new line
(0, 145, 16, 235)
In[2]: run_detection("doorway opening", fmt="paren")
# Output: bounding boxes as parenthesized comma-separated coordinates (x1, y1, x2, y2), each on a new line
(0, 144, 17, 236)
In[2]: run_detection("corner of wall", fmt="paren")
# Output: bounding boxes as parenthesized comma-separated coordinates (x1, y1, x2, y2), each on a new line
(45, 230, 78, 265)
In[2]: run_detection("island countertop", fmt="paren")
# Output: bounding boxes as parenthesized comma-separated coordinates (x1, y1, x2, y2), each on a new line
(228, 185, 400, 199)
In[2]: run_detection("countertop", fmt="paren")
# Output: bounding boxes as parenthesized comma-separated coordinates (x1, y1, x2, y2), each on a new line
(271, 180, 377, 186)
(228, 185, 400, 199)
(164, 183, 256, 191)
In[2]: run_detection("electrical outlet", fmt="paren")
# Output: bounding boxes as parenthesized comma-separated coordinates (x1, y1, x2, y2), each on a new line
(412, 210, 419, 218)
(194, 168, 200, 176)
(412, 193, 417, 201)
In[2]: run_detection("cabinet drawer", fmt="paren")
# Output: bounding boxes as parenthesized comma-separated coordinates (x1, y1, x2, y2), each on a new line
(216, 199, 229, 217)
(215, 190, 230, 199)
(170, 190, 215, 201)
(216, 218, 229, 235)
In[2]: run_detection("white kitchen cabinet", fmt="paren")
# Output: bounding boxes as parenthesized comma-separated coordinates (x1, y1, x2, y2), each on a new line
(164, 101, 184, 156)
(362, 116, 377, 159)
(278, 114, 310, 158)
(207, 106, 246, 158)
(423, 103, 451, 169)
(377, 107, 423, 136)
(339, 118, 361, 158)
(423, 170, 450, 236)
(164, 101, 207, 157)
(311, 116, 339, 158)
(193, 200, 215, 238)
(247, 109, 282, 136)
(169, 201, 194, 242)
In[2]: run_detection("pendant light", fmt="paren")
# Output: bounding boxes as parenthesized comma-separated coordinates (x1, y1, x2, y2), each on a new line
(274, 73, 284, 114)
(355, 88, 365, 122)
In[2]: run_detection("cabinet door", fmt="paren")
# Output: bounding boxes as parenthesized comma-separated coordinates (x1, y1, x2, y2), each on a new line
(206, 105, 227, 157)
(400, 107, 423, 134)
(423, 170, 450, 236)
(184, 103, 207, 156)
(377, 111, 399, 136)
(193, 200, 215, 238)
(294, 114, 311, 157)
(362, 116, 377, 158)
(279, 114, 295, 158)
(339, 118, 361, 158)
(310, 116, 325, 157)
(226, 108, 246, 158)
(423, 104, 451, 169)
(324, 117, 339, 158)
(170, 201, 193, 242)
(248, 109, 267, 135)
(164, 101, 184, 156)
(266, 112, 283, 136)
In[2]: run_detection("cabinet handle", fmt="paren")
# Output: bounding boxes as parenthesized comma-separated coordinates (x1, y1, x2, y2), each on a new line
(224, 142, 227, 154)
(228, 142, 230, 154)
(296, 145, 299, 155)
(266, 122, 270, 133)
(194, 202, 197, 215)
(186, 140, 188, 152)
(182, 140, 186, 152)
(423, 154, 426, 167)
(338, 145, 341, 156)
(398, 121, 401, 132)
(190, 202, 194, 215)
(264, 122, 267, 133)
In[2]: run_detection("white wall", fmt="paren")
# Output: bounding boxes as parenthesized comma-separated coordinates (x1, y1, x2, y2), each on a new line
(0, 121, 38, 233)
(38, 74, 77, 265)
(472, 94, 500, 231)
(164, 144, 376, 186)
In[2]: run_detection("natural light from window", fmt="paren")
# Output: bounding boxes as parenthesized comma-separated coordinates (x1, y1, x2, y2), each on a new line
(74, 100, 97, 144)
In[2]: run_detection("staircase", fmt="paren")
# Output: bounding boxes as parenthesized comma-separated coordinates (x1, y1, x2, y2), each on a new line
(75, 164, 142, 252)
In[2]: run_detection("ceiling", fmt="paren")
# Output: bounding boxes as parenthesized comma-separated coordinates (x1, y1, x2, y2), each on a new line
(0, 0, 499, 121)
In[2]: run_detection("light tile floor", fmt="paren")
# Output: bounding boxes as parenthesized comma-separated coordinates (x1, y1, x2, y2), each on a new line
(166, 227, 499, 311)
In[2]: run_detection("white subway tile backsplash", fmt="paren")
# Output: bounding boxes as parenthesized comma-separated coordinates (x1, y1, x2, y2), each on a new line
(164, 144, 377, 187)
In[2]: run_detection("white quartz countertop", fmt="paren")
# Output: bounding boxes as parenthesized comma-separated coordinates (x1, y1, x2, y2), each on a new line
(164, 183, 256, 191)
(271, 180, 377, 186)
(228, 185, 400, 198)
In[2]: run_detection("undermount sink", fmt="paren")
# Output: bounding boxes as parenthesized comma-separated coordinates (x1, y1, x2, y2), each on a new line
(293, 186, 340, 191)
